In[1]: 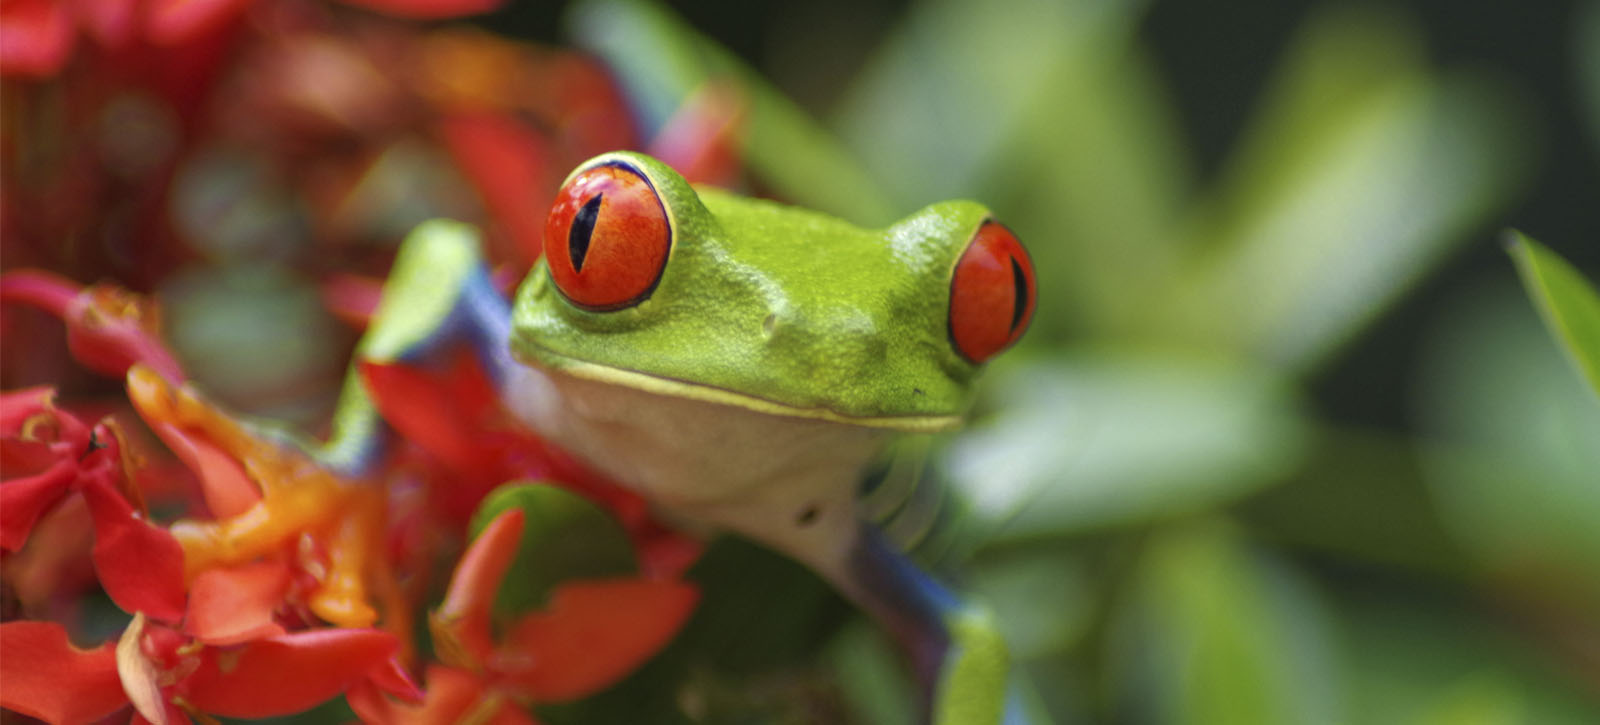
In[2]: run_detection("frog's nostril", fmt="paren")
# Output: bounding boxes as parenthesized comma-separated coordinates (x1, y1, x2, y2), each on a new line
(761, 313, 778, 337)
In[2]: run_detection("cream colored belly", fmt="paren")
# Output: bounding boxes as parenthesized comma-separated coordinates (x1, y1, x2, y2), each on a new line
(503, 363, 888, 580)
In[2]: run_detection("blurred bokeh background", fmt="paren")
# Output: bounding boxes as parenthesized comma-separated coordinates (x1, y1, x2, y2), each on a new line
(3, 0, 1597, 722)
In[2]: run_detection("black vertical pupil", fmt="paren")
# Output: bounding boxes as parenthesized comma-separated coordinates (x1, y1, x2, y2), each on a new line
(569, 193, 603, 272)
(1009, 256, 1028, 333)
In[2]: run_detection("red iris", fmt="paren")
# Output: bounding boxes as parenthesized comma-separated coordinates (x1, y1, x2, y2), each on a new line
(948, 221, 1036, 364)
(543, 162, 673, 310)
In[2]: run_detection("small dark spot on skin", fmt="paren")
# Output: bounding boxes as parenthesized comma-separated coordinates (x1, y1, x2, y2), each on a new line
(796, 505, 821, 527)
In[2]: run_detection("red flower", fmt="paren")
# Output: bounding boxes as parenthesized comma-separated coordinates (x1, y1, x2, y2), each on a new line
(351, 509, 700, 721)
(359, 354, 704, 577)
(124, 364, 396, 630)
(439, 112, 556, 263)
(0, 620, 126, 724)
(1, 271, 186, 384)
(0, 387, 189, 622)
(0, 0, 505, 78)
(0, 617, 411, 724)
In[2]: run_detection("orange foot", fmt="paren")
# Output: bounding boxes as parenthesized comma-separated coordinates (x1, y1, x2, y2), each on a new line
(126, 364, 394, 629)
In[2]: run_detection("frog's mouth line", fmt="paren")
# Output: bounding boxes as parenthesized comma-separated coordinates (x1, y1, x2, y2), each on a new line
(513, 344, 963, 433)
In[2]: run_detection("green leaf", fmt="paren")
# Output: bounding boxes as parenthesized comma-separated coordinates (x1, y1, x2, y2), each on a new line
(1165, 5, 1528, 370)
(968, 548, 1094, 659)
(944, 352, 1306, 542)
(1338, 588, 1600, 725)
(1506, 232, 1600, 397)
(826, 620, 916, 725)
(468, 482, 636, 618)
(565, 0, 894, 225)
(1113, 521, 1343, 725)
(1416, 281, 1600, 605)
(834, 0, 1191, 336)
(1238, 428, 1469, 576)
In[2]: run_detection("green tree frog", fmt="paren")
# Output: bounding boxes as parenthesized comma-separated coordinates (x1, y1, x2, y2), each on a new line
(348, 151, 1037, 723)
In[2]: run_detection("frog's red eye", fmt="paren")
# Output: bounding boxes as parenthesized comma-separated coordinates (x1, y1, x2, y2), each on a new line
(544, 162, 671, 310)
(948, 221, 1035, 363)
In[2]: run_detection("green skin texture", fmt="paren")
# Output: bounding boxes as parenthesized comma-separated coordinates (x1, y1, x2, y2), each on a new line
(512, 151, 995, 431)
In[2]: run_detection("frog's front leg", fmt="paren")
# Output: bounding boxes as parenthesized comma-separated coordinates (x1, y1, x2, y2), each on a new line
(321, 219, 524, 475)
(136, 221, 517, 629)
(845, 524, 1028, 725)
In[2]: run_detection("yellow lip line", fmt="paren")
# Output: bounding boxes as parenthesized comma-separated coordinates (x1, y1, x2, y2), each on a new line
(515, 344, 963, 433)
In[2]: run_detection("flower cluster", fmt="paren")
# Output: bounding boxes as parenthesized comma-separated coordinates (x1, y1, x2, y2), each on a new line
(1, 0, 740, 721)
(1, 236, 702, 724)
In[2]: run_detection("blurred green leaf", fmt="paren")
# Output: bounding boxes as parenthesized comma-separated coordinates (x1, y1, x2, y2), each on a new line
(835, 0, 1193, 336)
(1166, 5, 1528, 370)
(1416, 281, 1600, 606)
(1337, 589, 1600, 725)
(566, 0, 894, 224)
(468, 482, 636, 618)
(1506, 232, 1600, 397)
(826, 620, 916, 725)
(1409, 673, 1523, 725)
(1112, 521, 1343, 725)
(946, 351, 1306, 542)
(968, 547, 1094, 659)
(1239, 428, 1468, 576)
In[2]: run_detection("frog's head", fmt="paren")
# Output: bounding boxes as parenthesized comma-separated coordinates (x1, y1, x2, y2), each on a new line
(510, 151, 1035, 432)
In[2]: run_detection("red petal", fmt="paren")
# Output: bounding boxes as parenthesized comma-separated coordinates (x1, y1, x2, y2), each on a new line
(492, 578, 698, 701)
(347, 666, 478, 724)
(0, 459, 77, 552)
(129, 705, 193, 725)
(123, 365, 258, 517)
(368, 656, 426, 703)
(432, 508, 524, 668)
(0, 385, 57, 431)
(71, 0, 137, 47)
(145, 0, 252, 45)
(320, 273, 385, 329)
(360, 356, 501, 472)
(185, 561, 292, 645)
(637, 530, 705, 580)
(64, 286, 186, 383)
(81, 478, 188, 622)
(438, 113, 551, 262)
(4, 495, 97, 607)
(350, 665, 540, 725)
(0, 0, 75, 77)
(0, 437, 58, 476)
(335, 0, 501, 20)
(181, 628, 400, 717)
(143, 418, 260, 518)
(0, 621, 127, 724)
(2, 275, 185, 383)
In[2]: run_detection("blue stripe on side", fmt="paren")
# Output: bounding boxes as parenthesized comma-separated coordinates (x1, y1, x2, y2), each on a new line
(321, 258, 514, 477)
(848, 524, 960, 704)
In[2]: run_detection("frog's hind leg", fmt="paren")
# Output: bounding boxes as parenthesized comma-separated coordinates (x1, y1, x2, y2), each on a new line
(320, 220, 518, 475)
(848, 525, 1038, 725)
